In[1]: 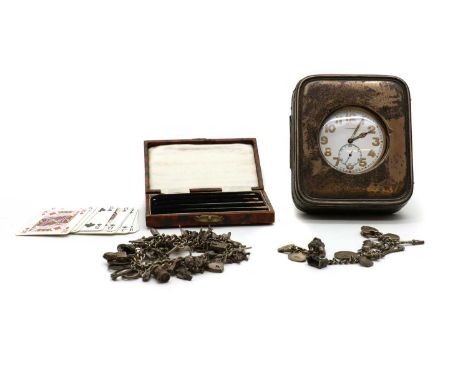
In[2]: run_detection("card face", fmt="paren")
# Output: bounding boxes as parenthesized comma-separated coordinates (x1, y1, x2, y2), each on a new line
(17, 208, 83, 236)
(78, 206, 116, 232)
(104, 207, 131, 233)
(71, 207, 97, 233)
(129, 210, 139, 233)
(118, 208, 138, 234)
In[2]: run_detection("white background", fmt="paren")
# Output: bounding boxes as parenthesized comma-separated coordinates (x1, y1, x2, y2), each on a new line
(0, 1, 466, 381)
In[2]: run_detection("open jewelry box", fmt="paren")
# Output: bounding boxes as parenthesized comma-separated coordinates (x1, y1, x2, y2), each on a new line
(144, 138, 275, 228)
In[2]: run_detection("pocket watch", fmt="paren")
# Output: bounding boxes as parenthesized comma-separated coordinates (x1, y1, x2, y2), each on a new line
(290, 75, 413, 213)
(318, 106, 387, 174)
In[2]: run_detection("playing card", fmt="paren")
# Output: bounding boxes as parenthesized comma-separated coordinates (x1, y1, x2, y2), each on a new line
(71, 207, 97, 233)
(77, 206, 116, 232)
(129, 210, 139, 233)
(104, 207, 131, 233)
(118, 208, 138, 234)
(17, 208, 84, 236)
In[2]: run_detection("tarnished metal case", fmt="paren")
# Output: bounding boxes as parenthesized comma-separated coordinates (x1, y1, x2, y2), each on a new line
(290, 75, 413, 213)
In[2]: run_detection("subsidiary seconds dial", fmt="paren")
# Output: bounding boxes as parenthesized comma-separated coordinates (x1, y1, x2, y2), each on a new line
(319, 107, 387, 174)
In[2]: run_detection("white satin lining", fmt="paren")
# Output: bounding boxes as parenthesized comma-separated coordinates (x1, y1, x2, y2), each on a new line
(148, 143, 259, 193)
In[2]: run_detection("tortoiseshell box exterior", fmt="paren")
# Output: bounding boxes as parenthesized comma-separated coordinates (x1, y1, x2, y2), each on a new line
(144, 138, 275, 228)
(290, 75, 414, 213)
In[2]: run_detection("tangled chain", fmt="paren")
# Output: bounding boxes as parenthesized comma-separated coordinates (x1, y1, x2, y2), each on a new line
(104, 228, 250, 283)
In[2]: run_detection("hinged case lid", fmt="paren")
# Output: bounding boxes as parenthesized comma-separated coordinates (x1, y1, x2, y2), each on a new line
(144, 138, 265, 194)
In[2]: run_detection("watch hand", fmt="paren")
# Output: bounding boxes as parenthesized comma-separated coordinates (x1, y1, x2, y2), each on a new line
(345, 151, 352, 164)
(348, 131, 370, 144)
(349, 119, 364, 140)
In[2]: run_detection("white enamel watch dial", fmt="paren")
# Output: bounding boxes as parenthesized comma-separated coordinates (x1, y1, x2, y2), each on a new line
(319, 107, 387, 174)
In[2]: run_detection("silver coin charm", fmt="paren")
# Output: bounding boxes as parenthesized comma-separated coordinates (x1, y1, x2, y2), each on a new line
(334, 251, 358, 261)
(288, 252, 307, 262)
(358, 256, 374, 267)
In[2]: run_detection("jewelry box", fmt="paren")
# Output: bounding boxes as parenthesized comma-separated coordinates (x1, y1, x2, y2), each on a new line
(144, 138, 275, 227)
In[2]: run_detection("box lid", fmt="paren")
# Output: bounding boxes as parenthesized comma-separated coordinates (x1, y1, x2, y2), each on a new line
(144, 138, 265, 194)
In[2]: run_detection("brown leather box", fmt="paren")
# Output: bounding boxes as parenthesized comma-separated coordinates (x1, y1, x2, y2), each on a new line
(144, 138, 275, 228)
